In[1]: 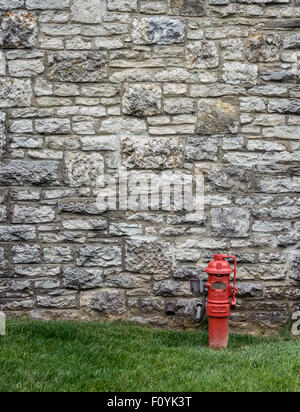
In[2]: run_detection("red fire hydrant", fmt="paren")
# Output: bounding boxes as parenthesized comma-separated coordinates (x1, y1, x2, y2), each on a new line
(205, 254, 238, 349)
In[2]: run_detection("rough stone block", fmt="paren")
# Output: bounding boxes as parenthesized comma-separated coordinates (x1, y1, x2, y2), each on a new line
(0, 160, 60, 186)
(13, 205, 55, 224)
(71, 0, 102, 23)
(132, 17, 185, 45)
(169, 0, 205, 16)
(247, 33, 281, 62)
(186, 41, 219, 69)
(0, 79, 32, 108)
(0, 51, 5, 76)
(121, 136, 183, 169)
(0, 0, 24, 9)
(153, 280, 189, 297)
(43, 247, 73, 263)
(211, 207, 250, 238)
(37, 295, 77, 309)
(125, 240, 172, 274)
(107, 0, 137, 11)
(197, 99, 239, 135)
(283, 33, 300, 49)
(0, 12, 37, 48)
(236, 282, 263, 298)
(0, 247, 7, 274)
(12, 244, 41, 263)
(289, 251, 300, 281)
(100, 117, 146, 135)
(26, 0, 70, 9)
(185, 137, 219, 161)
(77, 244, 122, 267)
(93, 290, 126, 314)
(122, 84, 162, 117)
(268, 99, 300, 114)
(222, 62, 258, 86)
(35, 118, 70, 134)
(63, 267, 103, 289)
(65, 152, 104, 188)
(8, 59, 44, 77)
(0, 112, 6, 157)
(0, 225, 36, 241)
(48, 52, 107, 83)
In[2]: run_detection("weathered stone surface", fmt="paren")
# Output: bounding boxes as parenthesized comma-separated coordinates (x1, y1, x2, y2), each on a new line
(36, 118, 70, 134)
(58, 200, 100, 215)
(169, 0, 205, 16)
(37, 295, 77, 309)
(26, 0, 70, 9)
(197, 100, 239, 135)
(222, 62, 258, 86)
(13, 205, 55, 224)
(125, 240, 172, 274)
(71, 0, 102, 23)
(268, 99, 300, 114)
(122, 84, 162, 117)
(65, 152, 104, 188)
(0, 225, 35, 241)
(100, 117, 146, 135)
(290, 251, 300, 281)
(1, 279, 32, 298)
(107, 0, 137, 11)
(0, 12, 37, 48)
(48, 52, 107, 82)
(0, 160, 60, 185)
(260, 69, 296, 83)
(77, 244, 122, 267)
(0, 79, 32, 108)
(186, 41, 219, 69)
(0, 247, 7, 274)
(63, 267, 103, 289)
(110, 223, 142, 237)
(185, 137, 219, 161)
(153, 280, 189, 297)
(121, 136, 183, 169)
(237, 283, 263, 298)
(247, 33, 281, 62)
(92, 290, 126, 314)
(283, 33, 300, 49)
(0, 112, 6, 157)
(62, 218, 106, 231)
(211, 208, 250, 238)
(0, 51, 5, 76)
(204, 166, 252, 193)
(174, 266, 202, 280)
(12, 244, 41, 263)
(43, 247, 73, 263)
(0, 0, 24, 9)
(132, 17, 185, 45)
(265, 287, 300, 301)
(8, 58, 44, 77)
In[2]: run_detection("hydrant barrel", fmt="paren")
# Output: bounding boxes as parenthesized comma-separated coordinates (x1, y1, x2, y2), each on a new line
(205, 254, 238, 349)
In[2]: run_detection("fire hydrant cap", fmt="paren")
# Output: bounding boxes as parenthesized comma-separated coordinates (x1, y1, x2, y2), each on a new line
(205, 254, 233, 275)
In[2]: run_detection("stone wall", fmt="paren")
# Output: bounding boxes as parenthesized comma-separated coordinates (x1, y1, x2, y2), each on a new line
(0, 0, 299, 332)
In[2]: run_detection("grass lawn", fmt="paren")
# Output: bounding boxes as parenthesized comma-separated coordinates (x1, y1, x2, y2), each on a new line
(0, 319, 299, 392)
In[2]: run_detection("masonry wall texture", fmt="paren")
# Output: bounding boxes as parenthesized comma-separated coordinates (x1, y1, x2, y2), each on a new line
(0, 0, 299, 332)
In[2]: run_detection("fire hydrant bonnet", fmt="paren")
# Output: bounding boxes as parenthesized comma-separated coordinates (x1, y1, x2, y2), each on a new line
(205, 254, 233, 275)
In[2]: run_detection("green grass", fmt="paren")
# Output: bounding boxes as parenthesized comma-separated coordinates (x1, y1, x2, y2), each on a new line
(0, 319, 299, 392)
